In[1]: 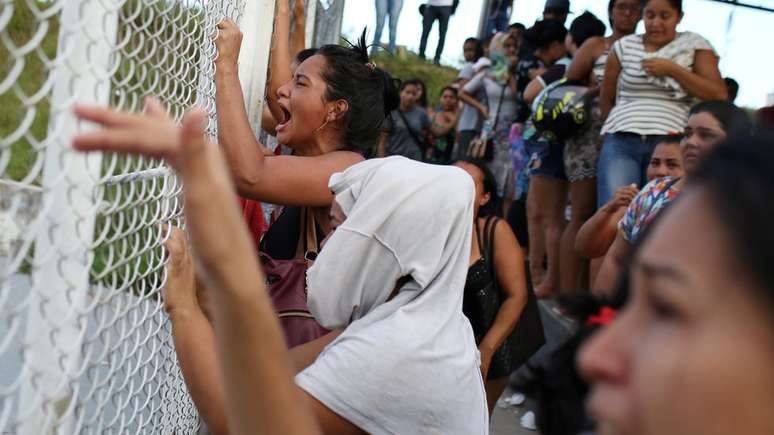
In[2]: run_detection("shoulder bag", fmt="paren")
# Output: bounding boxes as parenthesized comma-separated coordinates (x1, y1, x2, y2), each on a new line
(483, 216, 546, 371)
(260, 207, 329, 348)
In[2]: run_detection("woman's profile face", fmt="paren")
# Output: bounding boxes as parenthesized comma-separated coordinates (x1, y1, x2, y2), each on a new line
(578, 190, 774, 435)
(454, 162, 490, 216)
(643, 0, 681, 46)
(681, 112, 726, 174)
(276, 55, 335, 148)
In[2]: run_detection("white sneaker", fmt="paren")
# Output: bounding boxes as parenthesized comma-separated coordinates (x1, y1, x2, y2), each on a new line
(506, 392, 526, 406)
(520, 410, 537, 431)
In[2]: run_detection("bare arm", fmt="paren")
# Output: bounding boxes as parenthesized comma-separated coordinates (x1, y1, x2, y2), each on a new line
(73, 103, 325, 434)
(290, 0, 307, 58)
(261, 106, 279, 138)
(592, 233, 631, 298)
(479, 220, 528, 378)
(216, 61, 356, 205)
(73, 103, 367, 435)
(665, 50, 726, 101)
(599, 51, 621, 121)
(458, 90, 488, 119)
(575, 184, 638, 259)
(212, 21, 361, 205)
(267, 1, 294, 122)
(575, 208, 626, 259)
(566, 37, 603, 84)
(523, 76, 545, 105)
(170, 309, 230, 435)
(377, 132, 388, 157)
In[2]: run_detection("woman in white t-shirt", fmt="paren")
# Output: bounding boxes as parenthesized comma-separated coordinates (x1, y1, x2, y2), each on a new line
(597, 0, 726, 208)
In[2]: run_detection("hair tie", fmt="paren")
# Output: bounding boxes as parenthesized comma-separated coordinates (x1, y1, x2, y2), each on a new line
(365, 62, 376, 71)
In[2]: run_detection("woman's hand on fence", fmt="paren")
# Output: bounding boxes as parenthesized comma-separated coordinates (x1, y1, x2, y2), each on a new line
(214, 19, 243, 68)
(162, 226, 199, 317)
(642, 57, 677, 78)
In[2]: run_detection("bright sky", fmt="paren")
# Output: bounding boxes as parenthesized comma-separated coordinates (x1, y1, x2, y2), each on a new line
(341, 0, 774, 109)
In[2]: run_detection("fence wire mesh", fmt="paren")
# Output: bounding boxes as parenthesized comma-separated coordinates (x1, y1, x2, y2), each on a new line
(0, 0, 247, 432)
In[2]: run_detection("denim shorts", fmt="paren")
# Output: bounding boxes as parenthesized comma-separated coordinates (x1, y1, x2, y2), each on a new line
(525, 138, 567, 181)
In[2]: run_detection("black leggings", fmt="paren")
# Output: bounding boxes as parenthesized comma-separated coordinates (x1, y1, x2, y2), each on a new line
(419, 5, 452, 62)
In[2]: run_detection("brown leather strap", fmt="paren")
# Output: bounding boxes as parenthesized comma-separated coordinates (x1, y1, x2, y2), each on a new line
(295, 207, 319, 259)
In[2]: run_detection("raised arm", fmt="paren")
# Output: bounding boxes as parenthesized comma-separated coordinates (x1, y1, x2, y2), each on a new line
(575, 184, 638, 259)
(73, 101, 323, 435)
(478, 219, 528, 380)
(566, 37, 603, 84)
(291, 0, 307, 58)
(162, 230, 229, 435)
(599, 51, 621, 120)
(267, 1, 294, 122)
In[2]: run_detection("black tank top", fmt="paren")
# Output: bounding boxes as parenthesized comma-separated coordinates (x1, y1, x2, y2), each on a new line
(261, 206, 326, 260)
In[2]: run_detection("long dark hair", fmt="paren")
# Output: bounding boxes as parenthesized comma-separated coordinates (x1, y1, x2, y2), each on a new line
(689, 101, 752, 137)
(315, 30, 400, 151)
(689, 132, 774, 314)
(455, 157, 499, 217)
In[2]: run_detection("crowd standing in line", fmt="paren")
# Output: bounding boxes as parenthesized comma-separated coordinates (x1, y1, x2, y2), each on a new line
(69, 0, 774, 433)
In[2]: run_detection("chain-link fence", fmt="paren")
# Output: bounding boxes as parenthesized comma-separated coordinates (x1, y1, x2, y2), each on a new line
(0, 0, 272, 432)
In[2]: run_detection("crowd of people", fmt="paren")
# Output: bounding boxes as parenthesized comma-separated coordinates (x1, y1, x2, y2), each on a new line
(68, 0, 774, 434)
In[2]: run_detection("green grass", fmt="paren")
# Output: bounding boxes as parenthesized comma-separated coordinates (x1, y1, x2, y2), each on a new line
(0, 0, 60, 183)
(372, 50, 460, 108)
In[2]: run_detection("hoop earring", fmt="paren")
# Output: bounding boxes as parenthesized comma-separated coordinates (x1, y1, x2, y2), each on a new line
(314, 118, 330, 133)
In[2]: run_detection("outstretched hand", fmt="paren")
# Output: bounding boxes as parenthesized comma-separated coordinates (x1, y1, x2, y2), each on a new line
(73, 97, 208, 172)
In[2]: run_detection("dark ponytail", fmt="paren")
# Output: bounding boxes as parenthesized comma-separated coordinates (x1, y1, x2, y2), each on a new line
(316, 29, 400, 151)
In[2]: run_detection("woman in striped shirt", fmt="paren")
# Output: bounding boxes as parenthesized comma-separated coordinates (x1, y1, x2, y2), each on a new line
(597, 0, 726, 208)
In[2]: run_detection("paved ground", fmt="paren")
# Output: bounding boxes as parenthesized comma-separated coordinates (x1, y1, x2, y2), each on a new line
(491, 389, 540, 435)
(490, 299, 577, 435)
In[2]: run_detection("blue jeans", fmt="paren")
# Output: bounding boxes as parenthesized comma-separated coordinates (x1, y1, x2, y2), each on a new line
(597, 132, 668, 208)
(373, 0, 403, 53)
(484, 4, 511, 37)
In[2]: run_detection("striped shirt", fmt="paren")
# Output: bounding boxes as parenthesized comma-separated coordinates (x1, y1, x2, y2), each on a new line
(602, 33, 716, 136)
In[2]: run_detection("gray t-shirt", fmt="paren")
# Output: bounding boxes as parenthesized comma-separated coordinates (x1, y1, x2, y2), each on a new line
(457, 64, 485, 132)
(385, 106, 431, 161)
(463, 72, 517, 128)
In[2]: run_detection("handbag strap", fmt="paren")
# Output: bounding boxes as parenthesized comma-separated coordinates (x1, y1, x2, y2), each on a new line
(483, 216, 499, 290)
(397, 109, 428, 151)
(295, 207, 319, 259)
(490, 80, 508, 132)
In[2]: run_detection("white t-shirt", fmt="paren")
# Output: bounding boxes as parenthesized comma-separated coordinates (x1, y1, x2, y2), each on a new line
(428, 0, 454, 6)
(296, 157, 489, 435)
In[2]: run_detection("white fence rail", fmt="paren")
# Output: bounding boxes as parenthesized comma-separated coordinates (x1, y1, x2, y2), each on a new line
(0, 0, 273, 432)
